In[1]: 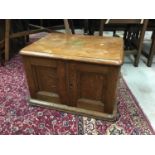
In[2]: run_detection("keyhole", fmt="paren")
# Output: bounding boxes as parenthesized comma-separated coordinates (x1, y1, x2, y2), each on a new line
(70, 83, 73, 89)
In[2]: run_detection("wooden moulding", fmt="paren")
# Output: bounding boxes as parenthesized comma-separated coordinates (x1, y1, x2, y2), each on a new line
(29, 98, 118, 121)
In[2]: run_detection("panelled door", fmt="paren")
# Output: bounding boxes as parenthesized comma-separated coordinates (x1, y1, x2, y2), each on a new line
(68, 62, 120, 114)
(23, 56, 69, 105)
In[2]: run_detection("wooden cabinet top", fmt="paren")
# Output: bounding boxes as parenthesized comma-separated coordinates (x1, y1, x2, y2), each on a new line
(20, 33, 124, 65)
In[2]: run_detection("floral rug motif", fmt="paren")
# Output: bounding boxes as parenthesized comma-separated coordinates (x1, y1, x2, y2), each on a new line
(0, 55, 154, 135)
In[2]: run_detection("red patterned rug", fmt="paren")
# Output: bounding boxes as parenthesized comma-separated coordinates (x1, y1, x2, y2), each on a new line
(0, 54, 154, 135)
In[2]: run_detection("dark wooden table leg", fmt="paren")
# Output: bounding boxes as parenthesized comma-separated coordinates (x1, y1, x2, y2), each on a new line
(69, 19, 75, 34)
(147, 31, 155, 67)
(25, 20, 30, 43)
(0, 49, 4, 66)
(99, 19, 104, 36)
(88, 19, 95, 35)
(134, 20, 148, 67)
(5, 19, 10, 61)
(84, 19, 89, 35)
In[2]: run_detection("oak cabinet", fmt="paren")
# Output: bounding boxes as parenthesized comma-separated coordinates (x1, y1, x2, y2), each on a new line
(20, 33, 123, 120)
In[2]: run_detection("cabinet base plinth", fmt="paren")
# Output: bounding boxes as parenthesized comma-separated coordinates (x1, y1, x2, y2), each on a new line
(29, 98, 117, 121)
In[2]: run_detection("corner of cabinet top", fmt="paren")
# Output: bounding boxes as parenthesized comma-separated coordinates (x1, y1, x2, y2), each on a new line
(20, 33, 124, 66)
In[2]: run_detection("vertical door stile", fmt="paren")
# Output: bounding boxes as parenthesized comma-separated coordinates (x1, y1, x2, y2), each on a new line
(68, 62, 78, 107)
(57, 60, 69, 105)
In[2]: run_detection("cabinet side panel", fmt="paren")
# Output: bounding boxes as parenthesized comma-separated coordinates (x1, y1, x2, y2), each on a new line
(104, 66, 120, 114)
(22, 56, 37, 98)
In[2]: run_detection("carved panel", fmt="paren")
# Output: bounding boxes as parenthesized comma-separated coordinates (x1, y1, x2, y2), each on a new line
(68, 62, 110, 112)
